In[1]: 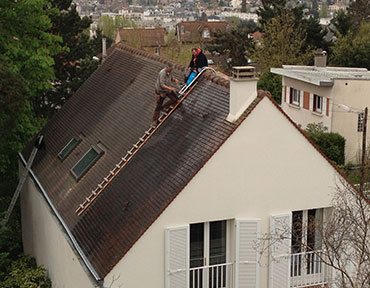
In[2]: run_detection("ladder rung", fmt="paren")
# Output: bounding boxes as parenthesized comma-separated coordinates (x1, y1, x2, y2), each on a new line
(127, 150, 133, 155)
(139, 137, 145, 142)
(133, 143, 139, 148)
(122, 157, 127, 162)
(116, 164, 121, 169)
(110, 170, 115, 176)
(98, 183, 103, 189)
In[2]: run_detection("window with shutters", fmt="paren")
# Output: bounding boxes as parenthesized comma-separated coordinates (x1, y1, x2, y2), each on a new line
(166, 219, 260, 288)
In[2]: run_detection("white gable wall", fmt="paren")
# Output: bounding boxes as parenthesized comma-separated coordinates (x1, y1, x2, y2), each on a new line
(21, 178, 94, 288)
(105, 97, 340, 288)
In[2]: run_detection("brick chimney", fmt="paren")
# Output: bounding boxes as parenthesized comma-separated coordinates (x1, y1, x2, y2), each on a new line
(314, 50, 327, 67)
(227, 66, 258, 122)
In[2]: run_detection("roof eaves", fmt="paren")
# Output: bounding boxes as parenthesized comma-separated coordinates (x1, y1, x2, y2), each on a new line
(270, 68, 334, 87)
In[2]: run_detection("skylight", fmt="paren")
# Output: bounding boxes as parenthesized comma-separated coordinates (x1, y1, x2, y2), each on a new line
(71, 146, 103, 181)
(58, 138, 80, 160)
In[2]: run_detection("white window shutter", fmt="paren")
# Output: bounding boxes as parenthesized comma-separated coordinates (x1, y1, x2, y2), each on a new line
(286, 86, 290, 103)
(165, 226, 189, 288)
(269, 213, 292, 288)
(309, 93, 313, 111)
(235, 219, 261, 288)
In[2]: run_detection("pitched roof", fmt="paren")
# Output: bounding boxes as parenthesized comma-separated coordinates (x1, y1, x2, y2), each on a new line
(23, 43, 239, 278)
(117, 27, 167, 47)
(176, 21, 229, 42)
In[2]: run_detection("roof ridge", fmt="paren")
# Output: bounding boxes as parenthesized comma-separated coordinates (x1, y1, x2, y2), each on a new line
(114, 42, 230, 88)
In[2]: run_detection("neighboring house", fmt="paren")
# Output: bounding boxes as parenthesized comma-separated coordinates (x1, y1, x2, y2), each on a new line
(115, 27, 167, 56)
(271, 52, 370, 164)
(176, 21, 230, 43)
(21, 45, 351, 288)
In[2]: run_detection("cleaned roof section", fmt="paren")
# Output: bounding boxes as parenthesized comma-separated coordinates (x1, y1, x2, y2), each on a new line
(271, 65, 370, 86)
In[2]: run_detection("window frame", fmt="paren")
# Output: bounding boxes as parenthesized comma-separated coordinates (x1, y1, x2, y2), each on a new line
(202, 28, 210, 39)
(313, 94, 323, 114)
(70, 146, 103, 181)
(290, 88, 300, 106)
(58, 137, 81, 161)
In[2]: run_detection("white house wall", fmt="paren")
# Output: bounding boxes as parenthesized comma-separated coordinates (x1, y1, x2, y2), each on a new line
(330, 79, 370, 164)
(105, 97, 339, 288)
(281, 77, 332, 131)
(21, 177, 94, 288)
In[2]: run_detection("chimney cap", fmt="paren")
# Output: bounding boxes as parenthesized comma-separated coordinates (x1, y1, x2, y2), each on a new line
(231, 66, 256, 80)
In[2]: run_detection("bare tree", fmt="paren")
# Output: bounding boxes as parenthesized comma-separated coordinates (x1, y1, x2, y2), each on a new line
(257, 179, 369, 288)
(320, 181, 370, 288)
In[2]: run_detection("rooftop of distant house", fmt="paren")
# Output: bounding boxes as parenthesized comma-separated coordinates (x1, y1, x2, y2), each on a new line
(271, 65, 370, 86)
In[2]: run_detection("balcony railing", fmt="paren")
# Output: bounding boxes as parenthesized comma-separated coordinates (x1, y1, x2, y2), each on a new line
(290, 251, 330, 288)
(190, 262, 233, 288)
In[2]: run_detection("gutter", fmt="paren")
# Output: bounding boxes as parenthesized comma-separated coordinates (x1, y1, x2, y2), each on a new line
(18, 152, 103, 285)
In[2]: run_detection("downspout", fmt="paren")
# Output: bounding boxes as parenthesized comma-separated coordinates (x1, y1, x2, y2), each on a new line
(18, 152, 103, 286)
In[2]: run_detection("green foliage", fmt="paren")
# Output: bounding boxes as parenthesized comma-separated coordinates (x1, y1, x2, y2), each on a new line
(319, 5, 328, 18)
(0, 0, 62, 99)
(98, 15, 136, 40)
(347, 0, 370, 32)
(254, 11, 313, 72)
(330, 22, 370, 70)
(257, 0, 287, 27)
(257, 72, 282, 104)
(0, 255, 51, 288)
(305, 122, 346, 165)
(38, 0, 107, 117)
(331, 9, 352, 36)
(206, 20, 257, 73)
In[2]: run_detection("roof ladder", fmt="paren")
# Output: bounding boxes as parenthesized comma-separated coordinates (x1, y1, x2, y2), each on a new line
(75, 67, 216, 216)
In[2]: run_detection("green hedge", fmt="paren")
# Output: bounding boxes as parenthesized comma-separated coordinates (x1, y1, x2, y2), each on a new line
(305, 123, 346, 165)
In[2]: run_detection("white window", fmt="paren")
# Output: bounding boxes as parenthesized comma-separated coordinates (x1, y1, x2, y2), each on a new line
(313, 94, 323, 113)
(165, 219, 260, 288)
(190, 221, 227, 288)
(202, 28, 210, 39)
(291, 209, 326, 285)
(290, 88, 300, 106)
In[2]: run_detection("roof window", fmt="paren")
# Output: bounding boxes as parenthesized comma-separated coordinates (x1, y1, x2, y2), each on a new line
(71, 146, 103, 181)
(58, 138, 81, 160)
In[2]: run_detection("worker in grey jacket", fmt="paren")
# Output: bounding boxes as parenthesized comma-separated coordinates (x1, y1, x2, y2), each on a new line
(152, 62, 179, 127)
